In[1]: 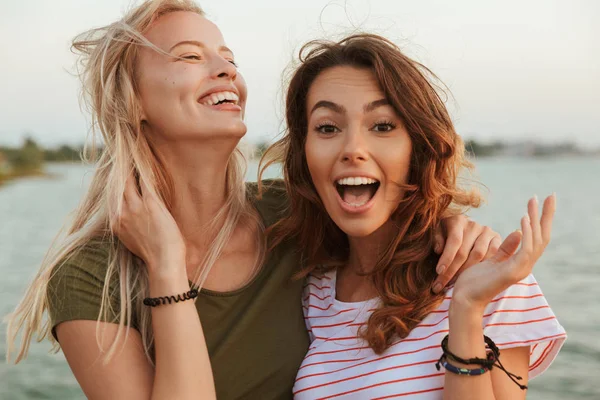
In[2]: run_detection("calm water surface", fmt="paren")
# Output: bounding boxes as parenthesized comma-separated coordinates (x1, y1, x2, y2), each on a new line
(0, 158, 598, 399)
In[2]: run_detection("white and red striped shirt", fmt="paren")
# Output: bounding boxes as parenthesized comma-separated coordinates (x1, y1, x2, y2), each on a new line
(294, 270, 566, 399)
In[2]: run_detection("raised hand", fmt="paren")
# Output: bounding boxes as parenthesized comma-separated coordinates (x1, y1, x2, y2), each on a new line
(432, 216, 503, 293)
(111, 174, 187, 273)
(451, 194, 556, 309)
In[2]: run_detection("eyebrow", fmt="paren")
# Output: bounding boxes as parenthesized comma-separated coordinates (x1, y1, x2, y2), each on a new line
(309, 98, 390, 115)
(169, 40, 235, 56)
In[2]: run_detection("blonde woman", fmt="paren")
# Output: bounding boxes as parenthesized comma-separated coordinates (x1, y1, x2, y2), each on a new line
(6, 1, 502, 399)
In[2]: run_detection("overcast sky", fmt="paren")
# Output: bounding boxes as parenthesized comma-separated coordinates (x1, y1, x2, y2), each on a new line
(1, 0, 598, 147)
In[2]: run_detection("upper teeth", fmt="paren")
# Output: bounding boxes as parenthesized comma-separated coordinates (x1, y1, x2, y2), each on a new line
(200, 91, 239, 106)
(336, 177, 378, 186)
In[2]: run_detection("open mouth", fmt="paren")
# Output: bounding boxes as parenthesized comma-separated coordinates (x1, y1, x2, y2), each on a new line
(335, 177, 380, 208)
(198, 91, 240, 106)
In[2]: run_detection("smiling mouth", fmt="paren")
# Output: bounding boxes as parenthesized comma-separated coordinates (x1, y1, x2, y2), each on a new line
(198, 91, 240, 106)
(335, 177, 380, 207)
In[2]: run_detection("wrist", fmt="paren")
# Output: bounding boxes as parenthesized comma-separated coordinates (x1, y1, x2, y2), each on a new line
(450, 291, 487, 317)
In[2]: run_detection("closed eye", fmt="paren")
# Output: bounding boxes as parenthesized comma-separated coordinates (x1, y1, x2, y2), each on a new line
(182, 54, 201, 61)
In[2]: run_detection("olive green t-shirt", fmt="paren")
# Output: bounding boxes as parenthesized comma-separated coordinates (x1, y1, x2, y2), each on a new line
(47, 180, 309, 400)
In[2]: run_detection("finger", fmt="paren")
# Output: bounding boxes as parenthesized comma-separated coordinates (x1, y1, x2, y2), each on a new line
(124, 172, 141, 208)
(513, 213, 533, 268)
(484, 235, 502, 260)
(433, 225, 445, 255)
(435, 219, 465, 275)
(462, 228, 496, 269)
(433, 227, 483, 293)
(491, 230, 522, 263)
(540, 193, 556, 245)
(440, 221, 482, 274)
(529, 195, 542, 247)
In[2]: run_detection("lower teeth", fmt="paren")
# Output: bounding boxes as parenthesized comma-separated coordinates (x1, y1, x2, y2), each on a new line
(345, 200, 369, 207)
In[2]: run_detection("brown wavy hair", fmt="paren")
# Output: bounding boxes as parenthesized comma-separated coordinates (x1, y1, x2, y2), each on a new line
(259, 33, 482, 354)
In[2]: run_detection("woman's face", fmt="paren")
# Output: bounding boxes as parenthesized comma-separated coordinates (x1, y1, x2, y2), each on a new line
(304, 66, 412, 238)
(136, 11, 247, 142)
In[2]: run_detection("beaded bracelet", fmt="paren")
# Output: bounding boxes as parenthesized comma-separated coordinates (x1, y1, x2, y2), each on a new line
(436, 334, 528, 391)
(436, 356, 489, 376)
(143, 288, 199, 307)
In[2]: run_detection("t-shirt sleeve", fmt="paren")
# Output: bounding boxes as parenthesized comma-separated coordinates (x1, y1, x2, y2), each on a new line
(252, 179, 290, 228)
(47, 241, 123, 341)
(481, 274, 566, 380)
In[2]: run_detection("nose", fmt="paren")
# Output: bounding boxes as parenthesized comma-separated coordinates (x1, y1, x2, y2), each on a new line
(340, 128, 368, 164)
(210, 54, 237, 81)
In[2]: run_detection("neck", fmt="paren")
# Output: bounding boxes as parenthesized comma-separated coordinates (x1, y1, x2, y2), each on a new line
(347, 220, 398, 274)
(154, 137, 240, 248)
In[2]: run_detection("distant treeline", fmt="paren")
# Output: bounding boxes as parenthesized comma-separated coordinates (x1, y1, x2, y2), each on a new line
(0, 137, 83, 184)
(464, 139, 597, 158)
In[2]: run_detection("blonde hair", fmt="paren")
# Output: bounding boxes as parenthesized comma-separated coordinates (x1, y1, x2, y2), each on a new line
(6, 0, 260, 364)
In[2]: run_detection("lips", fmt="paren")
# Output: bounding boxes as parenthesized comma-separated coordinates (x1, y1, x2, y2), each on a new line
(198, 90, 239, 106)
(197, 86, 242, 111)
(334, 176, 381, 210)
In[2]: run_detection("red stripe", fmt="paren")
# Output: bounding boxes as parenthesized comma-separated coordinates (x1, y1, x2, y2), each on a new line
(298, 357, 366, 370)
(485, 315, 556, 327)
(374, 386, 444, 399)
(484, 305, 550, 316)
(311, 320, 357, 329)
(530, 341, 555, 371)
(312, 275, 332, 281)
(304, 293, 332, 302)
(313, 306, 552, 334)
(530, 343, 539, 355)
(313, 335, 360, 341)
(443, 293, 543, 302)
(304, 344, 370, 359)
(293, 359, 438, 395)
(305, 308, 356, 320)
(317, 372, 444, 399)
(314, 328, 450, 342)
(312, 328, 449, 350)
(490, 293, 544, 303)
(497, 333, 566, 346)
(303, 282, 332, 291)
(303, 303, 334, 311)
(529, 342, 551, 371)
(298, 344, 440, 379)
(514, 282, 539, 287)
(424, 304, 549, 317)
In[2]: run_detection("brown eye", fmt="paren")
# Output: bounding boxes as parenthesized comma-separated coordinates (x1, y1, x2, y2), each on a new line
(182, 54, 201, 60)
(316, 124, 339, 135)
(372, 122, 396, 132)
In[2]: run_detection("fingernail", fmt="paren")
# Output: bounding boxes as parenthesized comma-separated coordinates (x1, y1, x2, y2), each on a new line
(533, 194, 538, 203)
(524, 213, 530, 222)
(436, 264, 446, 275)
(432, 283, 443, 293)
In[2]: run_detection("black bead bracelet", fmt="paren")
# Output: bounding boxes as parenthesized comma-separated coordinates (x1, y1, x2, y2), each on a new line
(143, 288, 199, 307)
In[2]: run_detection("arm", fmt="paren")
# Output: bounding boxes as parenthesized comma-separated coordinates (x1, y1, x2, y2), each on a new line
(57, 176, 215, 400)
(443, 194, 555, 400)
(443, 299, 530, 400)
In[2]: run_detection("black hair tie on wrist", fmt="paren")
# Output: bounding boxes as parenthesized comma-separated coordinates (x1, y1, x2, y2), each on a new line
(436, 334, 528, 391)
(143, 288, 199, 307)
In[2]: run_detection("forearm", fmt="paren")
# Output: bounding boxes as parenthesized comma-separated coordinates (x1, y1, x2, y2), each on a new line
(444, 299, 495, 400)
(148, 265, 215, 400)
